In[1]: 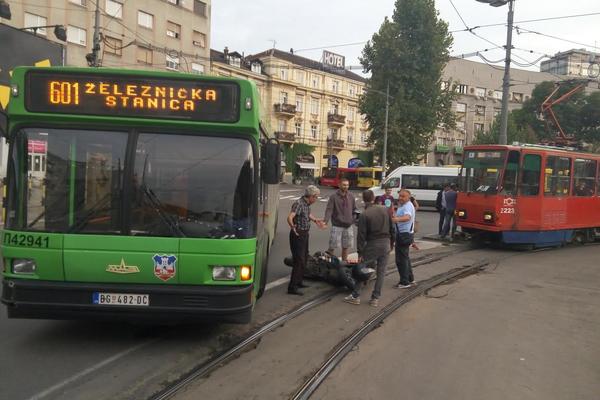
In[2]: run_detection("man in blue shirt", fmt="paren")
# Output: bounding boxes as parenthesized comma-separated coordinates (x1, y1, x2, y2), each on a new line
(392, 189, 416, 288)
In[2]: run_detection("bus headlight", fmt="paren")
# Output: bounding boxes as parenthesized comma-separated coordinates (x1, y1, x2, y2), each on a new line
(240, 265, 252, 281)
(457, 210, 467, 219)
(12, 258, 37, 274)
(483, 212, 495, 222)
(212, 266, 237, 281)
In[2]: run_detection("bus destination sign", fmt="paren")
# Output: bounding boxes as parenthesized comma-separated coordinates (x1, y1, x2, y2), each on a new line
(25, 71, 240, 122)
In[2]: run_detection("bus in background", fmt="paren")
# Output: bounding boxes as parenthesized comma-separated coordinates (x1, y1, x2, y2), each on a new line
(0, 67, 280, 323)
(369, 166, 460, 207)
(319, 167, 358, 188)
(357, 166, 383, 189)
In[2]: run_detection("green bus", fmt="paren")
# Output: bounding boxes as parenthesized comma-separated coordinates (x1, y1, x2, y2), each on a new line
(0, 67, 280, 323)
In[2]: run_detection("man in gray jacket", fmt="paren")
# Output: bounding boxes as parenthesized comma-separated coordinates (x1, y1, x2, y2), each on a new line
(324, 178, 357, 261)
(344, 189, 395, 307)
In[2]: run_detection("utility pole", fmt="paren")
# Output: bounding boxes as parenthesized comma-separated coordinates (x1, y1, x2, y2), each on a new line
(498, 0, 515, 145)
(89, 0, 101, 67)
(381, 80, 390, 181)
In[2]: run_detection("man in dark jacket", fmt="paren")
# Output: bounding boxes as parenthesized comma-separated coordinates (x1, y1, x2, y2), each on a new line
(344, 190, 394, 307)
(435, 184, 450, 235)
(324, 178, 357, 261)
(441, 183, 458, 239)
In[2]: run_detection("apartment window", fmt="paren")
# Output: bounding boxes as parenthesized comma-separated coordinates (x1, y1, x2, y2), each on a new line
(475, 105, 486, 115)
(347, 128, 354, 143)
(311, 74, 320, 89)
(436, 137, 447, 145)
(310, 125, 318, 139)
(296, 95, 304, 112)
(279, 67, 288, 80)
(311, 99, 319, 115)
(455, 102, 467, 113)
(330, 103, 339, 115)
(348, 106, 355, 121)
(295, 122, 302, 137)
(136, 46, 152, 64)
(166, 21, 181, 39)
(138, 11, 153, 29)
(166, 54, 179, 70)
(69, 0, 87, 5)
(328, 128, 338, 140)
(296, 70, 305, 85)
(456, 121, 465, 132)
(280, 91, 288, 104)
(349, 84, 356, 97)
(278, 120, 286, 132)
(474, 123, 484, 134)
(105, 0, 122, 18)
(441, 81, 449, 90)
(493, 90, 503, 100)
(455, 84, 467, 94)
(67, 25, 87, 46)
(104, 36, 122, 56)
(455, 139, 464, 147)
(331, 80, 339, 93)
(251, 62, 262, 74)
(167, 0, 180, 5)
(512, 92, 523, 103)
(493, 108, 501, 117)
(191, 63, 204, 74)
(192, 30, 206, 48)
(475, 87, 486, 97)
(228, 56, 241, 68)
(194, 0, 207, 17)
(361, 131, 367, 143)
(24, 13, 47, 35)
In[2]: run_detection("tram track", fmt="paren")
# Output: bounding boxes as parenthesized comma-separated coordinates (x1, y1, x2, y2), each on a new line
(147, 249, 464, 400)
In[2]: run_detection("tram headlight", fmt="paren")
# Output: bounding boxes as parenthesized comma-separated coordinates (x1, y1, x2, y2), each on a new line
(211, 266, 237, 281)
(457, 210, 467, 219)
(12, 258, 37, 274)
(483, 212, 495, 222)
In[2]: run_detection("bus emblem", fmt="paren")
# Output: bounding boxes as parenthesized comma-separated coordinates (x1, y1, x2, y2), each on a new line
(153, 254, 177, 282)
(106, 259, 140, 274)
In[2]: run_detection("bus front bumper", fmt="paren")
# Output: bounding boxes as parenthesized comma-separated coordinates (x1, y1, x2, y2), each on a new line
(1, 279, 254, 323)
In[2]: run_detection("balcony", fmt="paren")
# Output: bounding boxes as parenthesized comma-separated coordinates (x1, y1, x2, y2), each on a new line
(327, 138, 345, 149)
(435, 144, 450, 153)
(454, 146, 463, 155)
(274, 103, 297, 118)
(275, 131, 296, 143)
(327, 113, 346, 126)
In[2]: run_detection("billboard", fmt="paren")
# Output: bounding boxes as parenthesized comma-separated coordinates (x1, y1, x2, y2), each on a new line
(322, 50, 345, 70)
(0, 23, 64, 110)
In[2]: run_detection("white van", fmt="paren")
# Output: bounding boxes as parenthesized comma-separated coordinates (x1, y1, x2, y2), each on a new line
(369, 166, 460, 207)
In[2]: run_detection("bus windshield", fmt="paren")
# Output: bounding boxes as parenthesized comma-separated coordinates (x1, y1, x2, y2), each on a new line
(462, 150, 507, 194)
(8, 128, 256, 238)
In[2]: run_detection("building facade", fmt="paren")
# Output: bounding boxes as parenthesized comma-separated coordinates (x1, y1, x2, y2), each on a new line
(429, 58, 558, 166)
(2, 0, 211, 73)
(541, 49, 600, 78)
(211, 48, 373, 178)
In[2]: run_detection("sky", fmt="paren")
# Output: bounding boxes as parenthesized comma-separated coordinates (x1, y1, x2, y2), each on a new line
(211, 0, 600, 75)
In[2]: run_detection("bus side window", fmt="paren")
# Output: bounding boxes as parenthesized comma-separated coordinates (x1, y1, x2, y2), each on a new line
(401, 174, 420, 189)
(501, 150, 520, 195)
(519, 154, 541, 196)
(385, 177, 400, 189)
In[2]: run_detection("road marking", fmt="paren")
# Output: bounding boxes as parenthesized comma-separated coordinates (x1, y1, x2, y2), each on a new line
(266, 276, 290, 291)
(279, 195, 296, 200)
(26, 339, 159, 400)
(280, 189, 300, 193)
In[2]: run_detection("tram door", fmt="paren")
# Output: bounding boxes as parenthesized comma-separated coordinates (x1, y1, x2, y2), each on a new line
(517, 152, 543, 230)
(540, 155, 571, 230)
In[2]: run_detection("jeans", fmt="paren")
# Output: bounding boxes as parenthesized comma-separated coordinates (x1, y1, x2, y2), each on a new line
(395, 238, 414, 286)
(438, 208, 446, 235)
(363, 238, 390, 299)
(289, 230, 309, 289)
(441, 208, 456, 237)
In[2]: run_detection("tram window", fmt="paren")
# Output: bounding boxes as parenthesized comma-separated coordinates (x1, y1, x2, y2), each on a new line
(519, 154, 540, 196)
(544, 156, 572, 196)
(501, 150, 520, 195)
(572, 159, 596, 197)
(401, 174, 420, 189)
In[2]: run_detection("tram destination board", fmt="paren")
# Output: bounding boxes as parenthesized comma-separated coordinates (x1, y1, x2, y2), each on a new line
(25, 70, 240, 122)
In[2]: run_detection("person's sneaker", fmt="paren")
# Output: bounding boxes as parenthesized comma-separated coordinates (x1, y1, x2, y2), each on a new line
(395, 283, 412, 289)
(409, 280, 418, 286)
(344, 295, 360, 305)
(369, 298, 379, 307)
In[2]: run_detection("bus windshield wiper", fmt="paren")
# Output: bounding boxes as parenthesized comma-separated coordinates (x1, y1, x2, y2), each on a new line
(140, 184, 185, 237)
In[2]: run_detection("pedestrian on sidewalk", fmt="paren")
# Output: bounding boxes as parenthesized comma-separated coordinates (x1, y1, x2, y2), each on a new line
(324, 178, 357, 261)
(392, 189, 416, 289)
(344, 190, 395, 307)
(287, 185, 326, 295)
(436, 183, 450, 235)
(441, 183, 458, 240)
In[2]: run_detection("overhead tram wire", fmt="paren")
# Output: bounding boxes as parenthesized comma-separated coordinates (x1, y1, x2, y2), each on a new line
(448, 0, 470, 30)
(513, 26, 600, 51)
(450, 11, 600, 33)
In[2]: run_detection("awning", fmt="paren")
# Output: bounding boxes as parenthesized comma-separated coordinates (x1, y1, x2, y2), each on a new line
(296, 162, 318, 170)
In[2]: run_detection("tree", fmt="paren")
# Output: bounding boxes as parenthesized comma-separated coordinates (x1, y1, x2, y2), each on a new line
(359, 0, 455, 170)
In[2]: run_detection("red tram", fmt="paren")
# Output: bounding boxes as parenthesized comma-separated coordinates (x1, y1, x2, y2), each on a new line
(456, 144, 600, 246)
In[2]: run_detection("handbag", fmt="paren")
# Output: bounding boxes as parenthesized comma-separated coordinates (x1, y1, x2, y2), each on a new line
(396, 231, 414, 246)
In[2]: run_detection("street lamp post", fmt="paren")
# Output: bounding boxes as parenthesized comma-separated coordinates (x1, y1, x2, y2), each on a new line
(381, 80, 390, 181)
(476, 0, 514, 145)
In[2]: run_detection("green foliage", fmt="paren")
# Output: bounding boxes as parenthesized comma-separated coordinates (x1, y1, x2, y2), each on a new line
(353, 150, 374, 166)
(474, 80, 600, 147)
(359, 0, 455, 170)
(282, 143, 315, 173)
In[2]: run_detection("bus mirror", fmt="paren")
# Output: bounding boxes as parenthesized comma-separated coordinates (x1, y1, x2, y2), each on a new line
(262, 140, 281, 185)
(0, 111, 7, 138)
